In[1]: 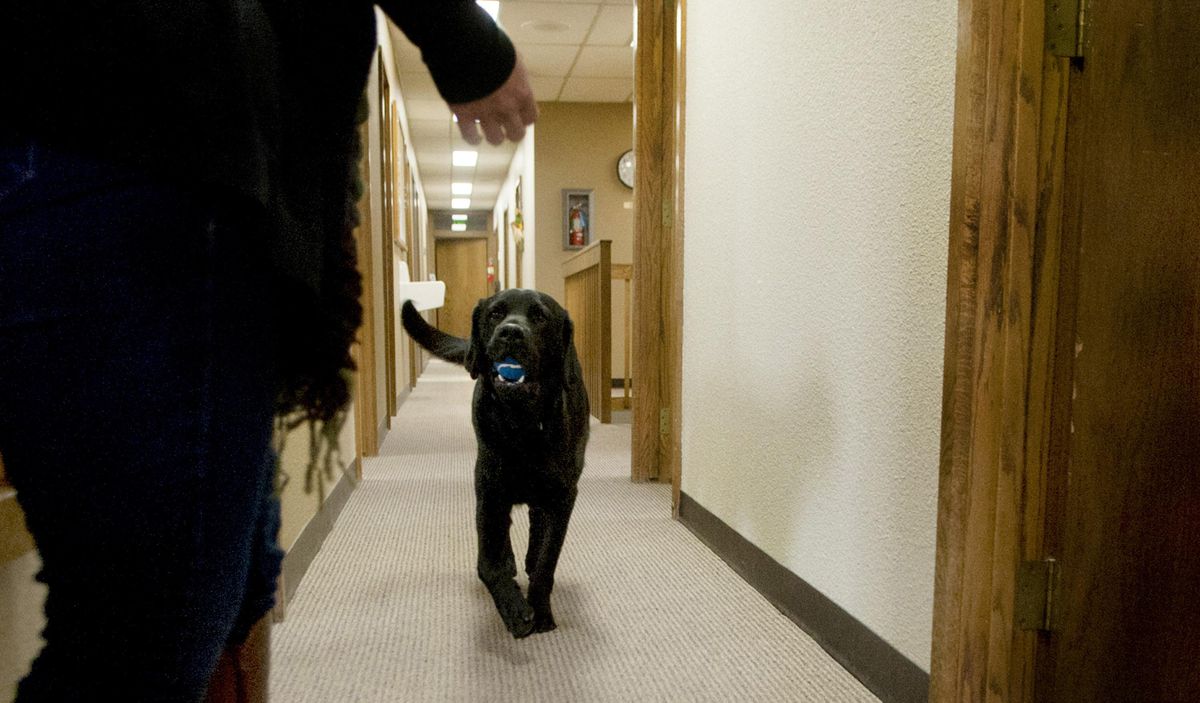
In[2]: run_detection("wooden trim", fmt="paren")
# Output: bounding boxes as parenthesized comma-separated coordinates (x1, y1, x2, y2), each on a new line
(562, 240, 613, 423)
(0, 488, 34, 565)
(0, 452, 34, 565)
(354, 117, 379, 459)
(379, 60, 399, 427)
(562, 240, 608, 278)
(679, 493, 929, 703)
(929, 0, 1072, 699)
(667, 0, 687, 512)
(405, 159, 420, 392)
(273, 464, 357, 621)
(632, 0, 685, 496)
(614, 265, 633, 407)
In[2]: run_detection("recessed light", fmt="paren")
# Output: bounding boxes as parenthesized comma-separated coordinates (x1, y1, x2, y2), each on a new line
(451, 223, 468, 232)
(520, 19, 570, 33)
(452, 182, 473, 195)
(453, 150, 479, 167)
(451, 198, 471, 209)
(452, 214, 468, 222)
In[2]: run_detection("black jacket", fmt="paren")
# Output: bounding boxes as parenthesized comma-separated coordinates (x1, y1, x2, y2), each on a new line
(0, 0, 515, 291)
(1, 1, 517, 421)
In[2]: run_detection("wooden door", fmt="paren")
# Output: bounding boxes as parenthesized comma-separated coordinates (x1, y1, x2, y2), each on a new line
(434, 237, 489, 339)
(931, 1, 1200, 700)
(1036, 4, 1200, 700)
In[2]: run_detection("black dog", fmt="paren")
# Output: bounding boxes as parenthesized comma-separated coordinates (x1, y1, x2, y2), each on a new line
(401, 289, 589, 637)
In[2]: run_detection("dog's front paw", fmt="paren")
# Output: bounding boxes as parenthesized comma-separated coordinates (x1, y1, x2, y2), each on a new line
(503, 601, 536, 639)
(532, 610, 557, 634)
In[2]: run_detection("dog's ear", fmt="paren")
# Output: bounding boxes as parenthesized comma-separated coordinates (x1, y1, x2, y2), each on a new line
(464, 299, 488, 379)
(560, 313, 578, 377)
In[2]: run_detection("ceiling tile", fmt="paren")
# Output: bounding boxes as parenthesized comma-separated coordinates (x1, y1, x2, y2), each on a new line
(571, 45, 633, 78)
(519, 44, 580, 77)
(558, 76, 633, 102)
(500, 2, 599, 46)
(587, 4, 634, 46)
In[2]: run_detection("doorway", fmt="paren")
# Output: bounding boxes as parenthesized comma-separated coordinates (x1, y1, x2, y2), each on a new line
(930, 2, 1200, 700)
(434, 237, 490, 339)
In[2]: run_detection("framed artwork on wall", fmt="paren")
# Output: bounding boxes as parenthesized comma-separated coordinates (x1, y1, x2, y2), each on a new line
(562, 188, 593, 250)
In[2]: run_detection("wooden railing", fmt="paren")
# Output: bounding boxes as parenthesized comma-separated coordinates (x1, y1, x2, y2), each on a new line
(563, 240, 613, 423)
(612, 263, 633, 411)
(0, 456, 35, 564)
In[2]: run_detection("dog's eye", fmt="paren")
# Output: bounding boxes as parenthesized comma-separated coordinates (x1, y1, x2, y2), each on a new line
(528, 307, 544, 323)
(488, 309, 505, 321)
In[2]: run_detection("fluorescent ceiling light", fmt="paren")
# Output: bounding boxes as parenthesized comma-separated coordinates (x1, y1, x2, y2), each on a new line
(453, 150, 478, 167)
(452, 182, 474, 195)
(451, 223, 468, 232)
(451, 198, 471, 210)
(452, 214, 468, 222)
(477, 1, 500, 22)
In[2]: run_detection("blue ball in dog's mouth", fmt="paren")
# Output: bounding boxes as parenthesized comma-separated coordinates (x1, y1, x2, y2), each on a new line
(493, 358, 526, 384)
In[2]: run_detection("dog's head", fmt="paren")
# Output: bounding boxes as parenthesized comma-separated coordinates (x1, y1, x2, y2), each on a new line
(464, 289, 575, 402)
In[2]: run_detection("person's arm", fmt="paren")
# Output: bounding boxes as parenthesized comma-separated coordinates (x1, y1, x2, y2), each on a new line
(380, 1, 538, 145)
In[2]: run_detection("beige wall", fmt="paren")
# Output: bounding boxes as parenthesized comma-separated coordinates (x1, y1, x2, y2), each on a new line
(679, 0, 957, 671)
(493, 136, 537, 291)
(534, 102, 634, 380)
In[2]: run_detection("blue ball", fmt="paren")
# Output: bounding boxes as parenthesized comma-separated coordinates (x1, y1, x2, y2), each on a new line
(494, 358, 525, 382)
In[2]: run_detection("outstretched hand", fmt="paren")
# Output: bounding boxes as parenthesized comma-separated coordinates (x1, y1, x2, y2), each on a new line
(449, 55, 539, 145)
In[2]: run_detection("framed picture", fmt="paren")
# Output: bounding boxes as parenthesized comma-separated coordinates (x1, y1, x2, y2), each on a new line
(562, 189, 593, 250)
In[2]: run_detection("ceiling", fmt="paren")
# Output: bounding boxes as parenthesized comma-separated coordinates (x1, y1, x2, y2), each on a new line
(387, 0, 635, 213)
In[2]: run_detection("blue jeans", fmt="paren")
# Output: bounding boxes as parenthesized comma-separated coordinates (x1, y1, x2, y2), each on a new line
(0, 136, 284, 701)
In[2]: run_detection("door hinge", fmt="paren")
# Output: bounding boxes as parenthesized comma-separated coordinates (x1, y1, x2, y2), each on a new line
(659, 408, 670, 436)
(1016, 558, 1062, 631)
(1046, 0, 1086, 58)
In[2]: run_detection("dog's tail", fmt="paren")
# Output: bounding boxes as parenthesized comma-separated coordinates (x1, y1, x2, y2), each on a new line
(401, 300, 468, 366)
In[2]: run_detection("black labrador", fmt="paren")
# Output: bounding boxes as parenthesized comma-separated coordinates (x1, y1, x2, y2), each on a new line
(401, 289, 589, 637)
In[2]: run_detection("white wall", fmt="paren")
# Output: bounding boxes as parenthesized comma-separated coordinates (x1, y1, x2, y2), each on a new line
(679, 1, 956, 670)
(492, 133, 537, 290)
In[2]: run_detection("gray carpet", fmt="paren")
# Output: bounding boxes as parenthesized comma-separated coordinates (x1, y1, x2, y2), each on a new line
(270, 361, 877, 702)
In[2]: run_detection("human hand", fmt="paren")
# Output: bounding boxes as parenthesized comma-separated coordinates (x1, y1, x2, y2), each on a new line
(449, 55, 539, 145)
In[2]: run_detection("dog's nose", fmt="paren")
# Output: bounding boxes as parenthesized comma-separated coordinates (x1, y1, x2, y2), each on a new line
(497, 322, 526, 341)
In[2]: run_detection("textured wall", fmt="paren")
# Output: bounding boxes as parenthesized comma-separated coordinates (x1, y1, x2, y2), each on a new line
(534, 102, 635, 305)
(679, 1, 956, 669)
(533, 102, 634, 372)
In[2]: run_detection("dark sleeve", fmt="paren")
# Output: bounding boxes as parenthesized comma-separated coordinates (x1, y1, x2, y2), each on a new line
(378, 1, 517, 104)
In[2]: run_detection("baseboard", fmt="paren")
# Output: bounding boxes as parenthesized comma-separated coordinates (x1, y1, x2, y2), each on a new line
(678, 493, 929, 703)
(274, 463, 357, 621)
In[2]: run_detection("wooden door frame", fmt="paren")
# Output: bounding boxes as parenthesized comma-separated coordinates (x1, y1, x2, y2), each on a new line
(930, 0, 1074, 699)
(632, 0, 686, 510)
(379, 61, 399, 427)
(353, 118, 379, 465)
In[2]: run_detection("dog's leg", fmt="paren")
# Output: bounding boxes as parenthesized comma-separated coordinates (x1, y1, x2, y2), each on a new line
(526, 493, 577, 633)
(525, 506, 547, 577)
(476, 499, 535, 638)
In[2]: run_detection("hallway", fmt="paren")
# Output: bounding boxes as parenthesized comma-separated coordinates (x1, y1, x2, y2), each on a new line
(270, 361, 877, 701)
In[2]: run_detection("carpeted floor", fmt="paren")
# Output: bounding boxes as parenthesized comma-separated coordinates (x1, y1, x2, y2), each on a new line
(270, 361, 877, 702)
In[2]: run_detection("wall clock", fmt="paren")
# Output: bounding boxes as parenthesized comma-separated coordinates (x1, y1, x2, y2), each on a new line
(617, 149, 635, 189)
